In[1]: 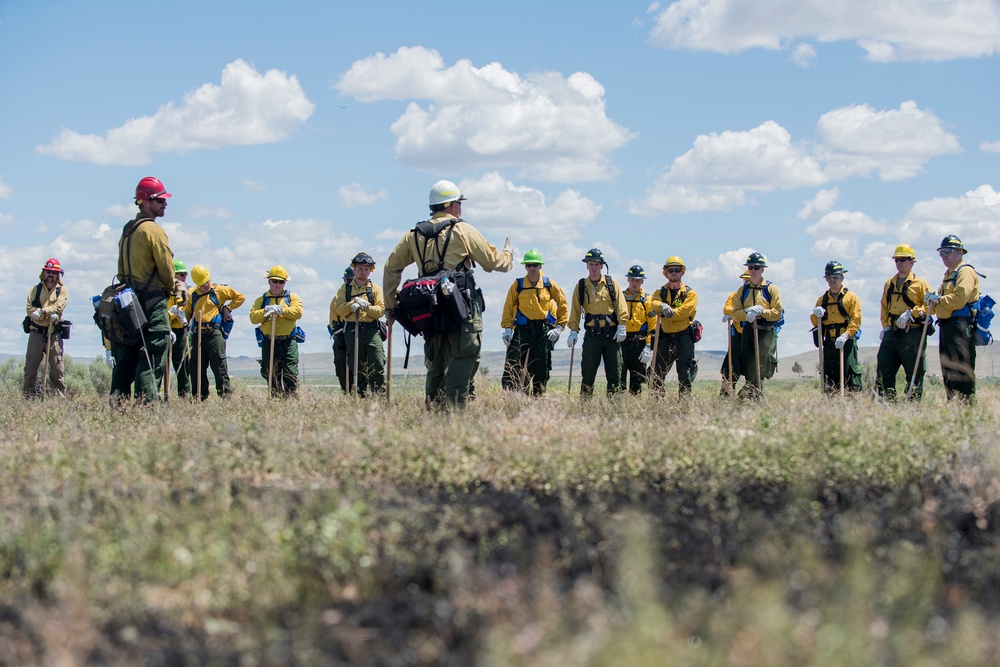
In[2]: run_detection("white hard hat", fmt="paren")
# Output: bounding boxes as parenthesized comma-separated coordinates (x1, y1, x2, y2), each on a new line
(428, 180, 466, 207)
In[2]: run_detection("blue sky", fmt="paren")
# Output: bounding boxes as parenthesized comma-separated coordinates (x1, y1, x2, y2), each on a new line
(1, 0, 999, 361)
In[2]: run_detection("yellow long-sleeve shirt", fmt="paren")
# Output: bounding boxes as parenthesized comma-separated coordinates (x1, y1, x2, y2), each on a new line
(649, 282, 698, 335)
(185, 283, 245, 325)
(500, 273, 569, 329)
(723, 285, 746, 335)
(731, 280, 783, 326)
(810, 288, 862, 339)
(167, 280, 189, 329)
(382, 213, 513, 309)
(568, 275, 628, 333)
(622, 289, 655, 343)
(333, 280, 386, 323)
(118, 217, 175, 293)
(934, 264, 980, 320)
(249, 290, 304, 337)
(26, 277, 68, 329)
(880, 271, 931, 328)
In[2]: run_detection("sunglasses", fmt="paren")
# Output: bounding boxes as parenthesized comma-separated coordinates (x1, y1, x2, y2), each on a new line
(938, 249, 955, 257)
(748, 266, 764, 271)
(666, 268, 683, 274)
(269, 279, 286, 284)
(524, 263, 541, 268)
(894, 258, 912, 263)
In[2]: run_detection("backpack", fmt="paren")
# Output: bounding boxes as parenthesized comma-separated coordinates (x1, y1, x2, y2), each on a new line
(943, 264, 993, 346)
(740, 281, 786, 332)
(255, 290, 306, 347)
(191, 287, 235, 339)
(345, 283, 387, 341)
(658, 285, 701, 343)
(93, 219, 154, 346)
(23, 282, 63, 334)
(513, 276, 557, 326)
(577, 276, 620, 334)
(392, 218, 473, 338)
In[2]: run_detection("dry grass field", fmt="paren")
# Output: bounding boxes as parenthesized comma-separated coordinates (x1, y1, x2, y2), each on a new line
(1, 355, 999, 665)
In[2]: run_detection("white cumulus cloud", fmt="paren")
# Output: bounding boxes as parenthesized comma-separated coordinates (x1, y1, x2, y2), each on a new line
(647, 0, 1000, 62)
(817, 101, 961, 181)
(982, 141, 1000, 153)
(334, 46, 634, 182)
(36, 60, 315, 166)
(790, 43, 817, 67)
(0, 176, 11, 199)
(630, 121, 825, 215)
(798, 188, 840, 220)
(897, 185, 1000, 252)
(338, 182, 388, 207)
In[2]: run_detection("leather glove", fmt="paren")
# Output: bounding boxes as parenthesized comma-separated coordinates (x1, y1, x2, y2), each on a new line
(895, 309, 913, 329)
(659, 303, 675, 318)
(502, 328, 513, 347)
(812, 306, 825, 318)
(614, 324, 627, 343)
(351, 297, 370, 312)
(169, 331, 176, 344)
(746, 305, 764, 323)
(640, 346, 653, 366)
(835, 333, 850, 350)
(105, 350, 115, 369)
(32, 308, 42, 320)
(879, 326, 891, 341)
(546, 325, 563, 343)
(49, 313, 60, 324)
(924, 292, 940, 305)
(567, 330, 578, 348)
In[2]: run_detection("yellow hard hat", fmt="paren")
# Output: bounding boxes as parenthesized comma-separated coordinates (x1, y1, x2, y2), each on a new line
(892, 243, 916, 259)
(740, 271, 750, 280)
(663, 255, 686, 277)
(190, 265, 210, 286)
(266, 265, 289, 282)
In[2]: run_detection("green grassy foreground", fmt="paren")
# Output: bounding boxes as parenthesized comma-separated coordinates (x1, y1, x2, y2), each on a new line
(1, 357, 999, 665)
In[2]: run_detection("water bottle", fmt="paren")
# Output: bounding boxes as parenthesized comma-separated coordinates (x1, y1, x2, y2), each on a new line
(440, 276, 454, 296)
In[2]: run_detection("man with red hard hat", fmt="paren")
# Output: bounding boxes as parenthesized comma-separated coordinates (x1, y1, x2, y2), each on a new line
(110, 176, 178, 404)
(22, 257, 69, 397)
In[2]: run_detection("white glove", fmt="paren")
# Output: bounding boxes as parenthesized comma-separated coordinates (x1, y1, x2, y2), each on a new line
(502, 328, 513, 347)
(547, 325, 563, 343)
(614, 324, 627, 343)
(640, 346, 653, 366)
(721, 314, 732, 323)
(32, 308, 42, 320)
(567, 330, 578, 348)
(49, 312, 60, 324)
(351, 297, 370, 312)
(879, 326, 891, 341)
(265, 304, 283, 317)
(835, 333, 850, 350)
(659, 304, 675, 318)
(812, 306, 825, 318)
(169, 305, 181, 317)
(895, 309, 913, 329)
(105, 349, 115, 369)
(169, 331, 176, 344)
(924, 292, 940, 305)
(746, 305, 764, 323)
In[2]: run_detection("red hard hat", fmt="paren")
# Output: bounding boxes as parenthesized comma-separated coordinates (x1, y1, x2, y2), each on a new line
(43, 257, 64, 274)
(135, 176, 172, 201)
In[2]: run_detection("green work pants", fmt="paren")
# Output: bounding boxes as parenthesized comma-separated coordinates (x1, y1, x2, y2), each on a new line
(188, 327, 231, 400)
(345, 322, 386, 398)
(580, 330, 622, 396)
(502, 322, 552, 395)
(260, 337, 299, 397)
(821, 336, 863, 393)
(425, 305, 482, 409)
(110, 297, 169, 404)
(619, 337, 649, 394)
(652, 331, 697, 397)
(737, 325, 776, 400)
(333, 330, 348, 393)
(876, 327, 925, 401)
(939, 319, 976, 401)
(170, 326, 192, 397)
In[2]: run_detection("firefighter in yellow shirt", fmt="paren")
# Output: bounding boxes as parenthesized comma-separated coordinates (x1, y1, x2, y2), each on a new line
(720, 270, 750, 396)
(567, 248, 629, 396)
(249, 266, 304, 398)
(876, 244, 932, 401)
(334, 252, 387, 397)
(925, 235, 980, 401)
(329, 267, 353, 394)
(184, 265, 245, 400)
(618, 265, 655, 394)
(730, 252, 783, 400)
(500, 249, 569, 395)
(810, 261, 863, 393)
(649, 256, 698, 397)
(23, 257, 69, 397)
(165, 259, 191, 398)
